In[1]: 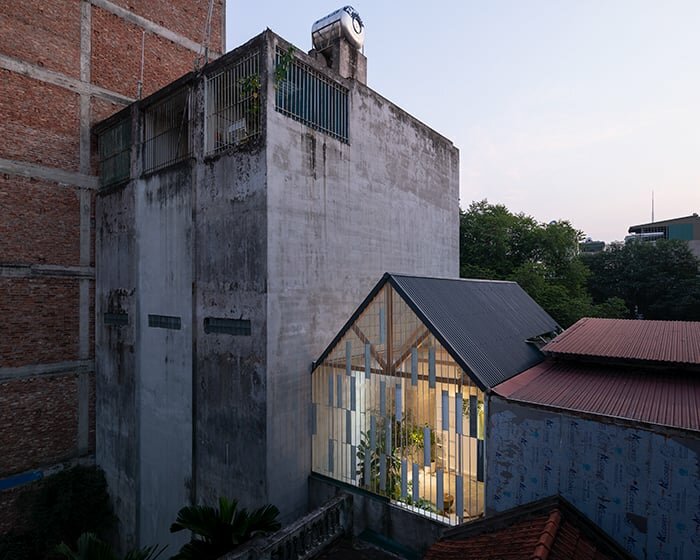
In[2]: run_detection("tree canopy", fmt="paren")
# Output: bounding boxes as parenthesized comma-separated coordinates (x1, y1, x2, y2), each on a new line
(459, 200, 627, 327)
(583, 239, 700, 320)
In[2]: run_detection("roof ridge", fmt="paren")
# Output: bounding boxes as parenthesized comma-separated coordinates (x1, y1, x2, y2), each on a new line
(532, 508, 561, 560)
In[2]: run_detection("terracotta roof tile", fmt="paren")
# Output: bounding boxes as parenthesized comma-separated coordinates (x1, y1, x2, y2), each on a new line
(424, 497, 632, 560)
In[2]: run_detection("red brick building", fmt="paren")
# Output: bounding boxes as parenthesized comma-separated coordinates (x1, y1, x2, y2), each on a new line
(0, 0, 224, 533)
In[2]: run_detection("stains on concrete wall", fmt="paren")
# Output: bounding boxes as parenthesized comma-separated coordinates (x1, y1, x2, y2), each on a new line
(194, 144, 268, 509)
(135, 165, 193, 550)
(487, 397, 700, 559)
(265, 32, 459, 522)
(95, 184, 138, 550)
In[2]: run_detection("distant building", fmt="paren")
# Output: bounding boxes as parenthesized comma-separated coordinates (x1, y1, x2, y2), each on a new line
(626, 213, 700, 257)
(488, 317, 700, 558)
(579, 239, 605, 253)
(94, 19, 459, 549)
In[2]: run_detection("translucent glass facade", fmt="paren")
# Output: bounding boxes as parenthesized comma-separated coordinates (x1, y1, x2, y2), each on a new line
(311, 284, 485, 524)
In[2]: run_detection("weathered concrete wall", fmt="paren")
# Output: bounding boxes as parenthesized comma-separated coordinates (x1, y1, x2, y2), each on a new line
(193, 144, 269, 509)
(95, 182, 138, 550)
(265, 35, 460, 520)
(487, 397, 700, 559)
(309, 475, 444, 556)
(97, 29, 459, 548)
(134, 165, 193, 549)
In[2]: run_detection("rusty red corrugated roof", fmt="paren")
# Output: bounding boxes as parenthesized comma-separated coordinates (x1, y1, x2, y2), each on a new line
(542, 318, 700, 365)
(494, 360, 700, 432)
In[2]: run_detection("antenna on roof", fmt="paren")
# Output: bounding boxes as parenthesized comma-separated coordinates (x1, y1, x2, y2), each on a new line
(651, 190, 655, 223)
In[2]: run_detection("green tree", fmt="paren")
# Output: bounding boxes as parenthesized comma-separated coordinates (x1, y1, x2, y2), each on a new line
(584, 239, 700, 320)
(170, 498, 281, 560)
(459, 200, 626, 327)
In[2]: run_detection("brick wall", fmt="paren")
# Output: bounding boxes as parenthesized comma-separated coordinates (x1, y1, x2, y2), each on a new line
(0, 176, 81, 266)
(0, 278, 80, 367)
(91, 6, 196, 99)
(108, 0, 225, 52)
(0, 72, 81, 171)
(0, 375, 79, 476)
(0, 0, 81, 78)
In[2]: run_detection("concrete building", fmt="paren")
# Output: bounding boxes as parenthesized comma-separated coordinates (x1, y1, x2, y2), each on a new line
(0, 0, 224, 535)
(94, 22, 459, 549)
(487, 318, 700, 558)
(627, 213, 700, 257)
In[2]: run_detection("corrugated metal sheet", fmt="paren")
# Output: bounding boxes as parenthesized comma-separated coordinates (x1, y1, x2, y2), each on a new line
(494, 359, 700, 432)
(543, 317, 700, 365)
(389, 274, 560, 389)
(312, 273, 560, 390)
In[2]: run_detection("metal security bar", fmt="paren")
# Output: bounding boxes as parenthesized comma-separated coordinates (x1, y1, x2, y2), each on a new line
(143, 88, 192, 174)
(98, 118, 130, 187)
(275, 48, 349, 142)
(205, 50, 261, 154)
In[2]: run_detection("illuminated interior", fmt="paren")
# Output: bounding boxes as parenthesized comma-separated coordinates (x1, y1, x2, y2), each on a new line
(311, 283, 485, 524)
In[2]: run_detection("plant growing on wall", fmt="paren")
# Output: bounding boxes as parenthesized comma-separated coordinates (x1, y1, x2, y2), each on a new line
(239, 74, 261, 135)
(274, 46, 295, 86)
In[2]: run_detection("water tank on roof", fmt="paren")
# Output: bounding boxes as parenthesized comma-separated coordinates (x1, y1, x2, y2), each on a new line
(312, 6, 365, 51)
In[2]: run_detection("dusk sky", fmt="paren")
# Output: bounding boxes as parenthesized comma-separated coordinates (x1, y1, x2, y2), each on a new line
(225, 1, 700, 242)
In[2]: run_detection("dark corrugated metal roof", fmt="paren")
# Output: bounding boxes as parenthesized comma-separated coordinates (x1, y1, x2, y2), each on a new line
(313, 273, 560, 390)
(494, 359, 700, 432)
(389, 274, 559, 389)
(543, 317, 700, 365)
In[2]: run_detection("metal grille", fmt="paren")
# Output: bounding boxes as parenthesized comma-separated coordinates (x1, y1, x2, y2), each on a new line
(206, 51, 261, 154)
(98, 118, 130, 187)
(143, 88, 192, 174)
(148, 314, 182, 330)
(204, 317, 251, 336)
(275, 48, 349, 142)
